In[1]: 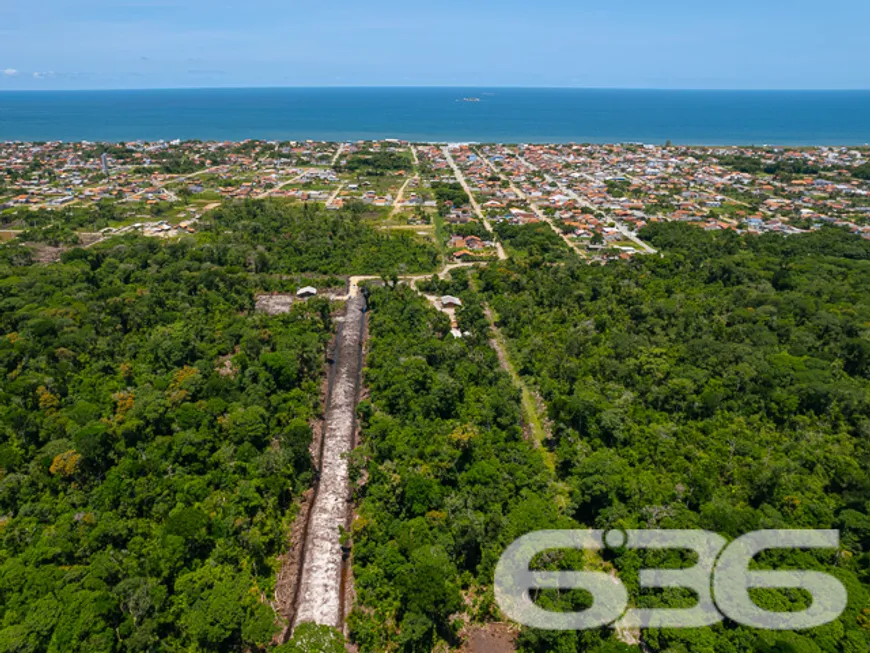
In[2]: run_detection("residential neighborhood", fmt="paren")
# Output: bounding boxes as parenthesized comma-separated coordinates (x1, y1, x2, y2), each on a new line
(2, 139, 869, 260)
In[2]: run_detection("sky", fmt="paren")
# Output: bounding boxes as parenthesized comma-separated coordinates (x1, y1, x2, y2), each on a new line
(1, 0, 869, 90)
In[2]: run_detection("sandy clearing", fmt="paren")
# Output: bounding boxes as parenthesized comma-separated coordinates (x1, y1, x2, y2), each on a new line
(292, 295, 367, 629)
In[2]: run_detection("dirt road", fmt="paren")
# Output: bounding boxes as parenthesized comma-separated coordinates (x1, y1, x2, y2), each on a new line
(476, 150, 587, 258)
(292, 295, 367, 630)
(442, 146, 508, 261)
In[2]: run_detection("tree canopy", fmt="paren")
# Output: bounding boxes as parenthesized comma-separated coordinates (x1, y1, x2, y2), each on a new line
(475, 222, 870, 652)
(0, 234, 332, 651)
(201, 200, 439, 275)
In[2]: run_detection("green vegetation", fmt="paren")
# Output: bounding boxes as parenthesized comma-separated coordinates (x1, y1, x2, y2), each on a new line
(717, 154, 821, 178)
(0, 197, 441, 652)
(16, 224, 80, 246)
(605, 179, 631, 198)
(478, 223, 870, 652)
(348, 285, 559, 652)
(0, 236, 335, 651)
(447, 222, 490, 240)
(202, 199, 439, 275)
(493, 221, 571, 262)
(430, 182, 469, 214)
(344, 151, 411, 174)
(277, 623, 345, 653)
(853, 162, 870, 180)
(4, 172, 870, 653)
(766, 159, 821, 177)
(1, 203, 125, 232)
(158, 156, 200, 175)
(717, 154, 765, 174)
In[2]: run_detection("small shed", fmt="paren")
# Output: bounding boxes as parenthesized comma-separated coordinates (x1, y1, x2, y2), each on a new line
(296, 286, 318, 298)
(441, 295, 462, 308)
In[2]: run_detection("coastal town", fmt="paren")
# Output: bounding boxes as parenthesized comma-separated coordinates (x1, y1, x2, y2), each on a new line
(5, 0, 870, 649)
(2, 139, 870, 260)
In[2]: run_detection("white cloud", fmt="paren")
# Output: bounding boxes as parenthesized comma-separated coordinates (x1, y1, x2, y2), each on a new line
(2, 68, 19, 76)
(33, 71, 55, 79)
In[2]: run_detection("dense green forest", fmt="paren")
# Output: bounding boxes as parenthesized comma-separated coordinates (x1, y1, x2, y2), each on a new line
(348, 285, 566, 652)
(0, 235, 334, 651)
(0, 199, 443, 653)
(477, 224, 870, 652)
(3, 200, 441, 278)
(14, 224, 81, 247)
(158, 156, 201, 175)
(201, 200, 439, 275)
(3, 193, 870, 653)
(716, 154, 822, 177)
(342, 151, 411, 174)
(493, 222, 571, 262)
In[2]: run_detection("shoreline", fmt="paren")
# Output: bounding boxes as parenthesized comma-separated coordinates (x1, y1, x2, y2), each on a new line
(1, 138, 869, 147)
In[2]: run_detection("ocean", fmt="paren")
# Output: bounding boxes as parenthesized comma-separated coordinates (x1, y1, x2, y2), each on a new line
(0, 87, 868, 145)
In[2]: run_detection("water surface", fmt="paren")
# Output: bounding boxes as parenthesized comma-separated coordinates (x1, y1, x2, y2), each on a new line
(1, 87, 868, 144)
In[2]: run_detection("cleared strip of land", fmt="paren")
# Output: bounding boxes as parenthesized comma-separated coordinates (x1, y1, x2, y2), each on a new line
(292, 295, 366, 629)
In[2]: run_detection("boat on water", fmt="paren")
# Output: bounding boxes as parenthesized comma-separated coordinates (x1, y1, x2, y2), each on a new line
(462, 97, 481, 102)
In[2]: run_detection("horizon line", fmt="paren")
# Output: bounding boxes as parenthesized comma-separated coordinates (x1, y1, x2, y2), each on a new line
(2, 84, 870, 93)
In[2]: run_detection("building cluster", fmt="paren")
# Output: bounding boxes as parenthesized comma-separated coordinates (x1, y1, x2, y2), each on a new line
(0, 139, 341, 209)
(3, 140, 868, 251)
(508, 143, 870, 239)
